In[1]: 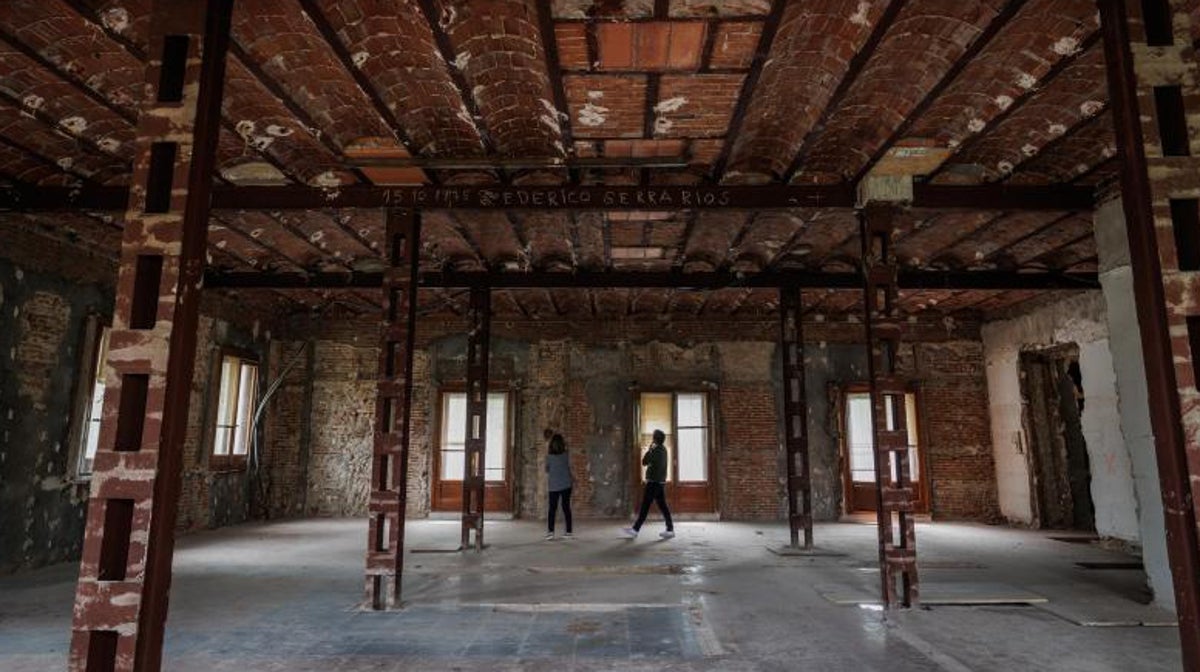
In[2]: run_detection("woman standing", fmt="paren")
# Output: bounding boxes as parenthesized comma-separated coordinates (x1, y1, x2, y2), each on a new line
(545, 433, 573, 540)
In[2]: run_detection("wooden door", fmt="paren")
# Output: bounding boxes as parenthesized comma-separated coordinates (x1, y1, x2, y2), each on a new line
(842, 388, 929, 514)
(634, 392, 716, 514)
(432, 390, 512, 512)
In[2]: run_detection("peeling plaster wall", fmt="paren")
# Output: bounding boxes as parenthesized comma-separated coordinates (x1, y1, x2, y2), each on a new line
(296, 316, 996, 523)
(981, 292, 1141, 541)
(0, 258, 111, 572)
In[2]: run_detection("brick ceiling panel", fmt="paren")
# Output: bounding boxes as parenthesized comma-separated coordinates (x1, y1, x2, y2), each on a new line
(436, 0, 564, 158)
(275, 210, 379, 269)
(895, 210, 1004, 266)
(940, 210, 1063, 267)
(208, 218, 298, 272)
(2, 1, 145, 109)
(565, 74, 647, 139)
(707, 21, 762, 70)
(681, 211, 745, 272)
(231, 0, 394, 151)
(225, 211, 330, 270)
(551, 1, 654, 20)
(546, 287, 587, 317)
(593, 287, 631, 318)
(1004, 214, 1092, 268)
(572, 212, 607, 270)
(517, 289, 557, 317)
(669, 0, 772, 18)
(519, 211, 575, 270)
(221, 58, 349, 184)
(729, 210, 803, 272)
(905, 0, 1098, 148)
(452, 211, 524, 269)
(0, 50, 136, 162)
(654, 74, 743, 138)
(419, 211, 485, 270)
(937, 44, 1107, 181)
(0, 141, 71, 185)
(554, 23, 589, 70)
(800, 1, 1009, 181)
(1045, 237, 1097, 270)
(0, 107, 126, 183)
(12, 211, 121, 256)
(1007, 111, 1115, 185)
(645, 217, 686, 247)
(314, 0, 487, 158)
(725, 0, 890, 182)
(608, 219, 645, 247)
(792, 209, 858, 266)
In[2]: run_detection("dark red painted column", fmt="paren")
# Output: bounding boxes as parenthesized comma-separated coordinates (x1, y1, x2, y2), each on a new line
(779, 286, 813, 549)
(461, 286, 491, 552)
(1098, 1, 1200, 667)
(365, 208, 421, 609)
(68, 1, 232, 670)
(860, 206, 919, 608)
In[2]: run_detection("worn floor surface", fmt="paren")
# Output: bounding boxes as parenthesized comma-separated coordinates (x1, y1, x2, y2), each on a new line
(0, 519, 1183, 671)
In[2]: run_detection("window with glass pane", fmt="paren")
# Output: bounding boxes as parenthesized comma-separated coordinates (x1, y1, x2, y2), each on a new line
(441, 392, 507, 482)
(638, 392, 673, 482)
(675, 393, 707, 481)
(77, 327, 110, 476)
(212, 355, 258, 464)
(846, 391, 920, 483)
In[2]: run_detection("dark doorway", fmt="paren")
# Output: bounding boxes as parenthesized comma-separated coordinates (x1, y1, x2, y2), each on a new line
(1019, 346, 1095, 531)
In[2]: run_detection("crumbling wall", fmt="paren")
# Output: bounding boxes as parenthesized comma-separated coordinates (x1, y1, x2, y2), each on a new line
(981, 292, 1141, 541)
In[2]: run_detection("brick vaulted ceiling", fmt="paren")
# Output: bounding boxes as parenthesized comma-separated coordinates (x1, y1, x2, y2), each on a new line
(0, 0, 1115, 319)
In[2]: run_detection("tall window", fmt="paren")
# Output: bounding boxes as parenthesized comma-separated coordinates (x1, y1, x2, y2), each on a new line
(439, 392, 507, 482)
(845, 391, 920, 483)
(72, 322, 110, 478)
(638, 391, 710, 482)
(211, 354, 258, 468)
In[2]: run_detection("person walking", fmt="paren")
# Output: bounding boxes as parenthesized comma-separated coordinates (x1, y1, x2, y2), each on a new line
(623, 429, 675, 540)
(545, 433, 573, 540)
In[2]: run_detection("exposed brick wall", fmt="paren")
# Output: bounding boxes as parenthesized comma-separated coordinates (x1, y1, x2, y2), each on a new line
(718, 384, 781, 519)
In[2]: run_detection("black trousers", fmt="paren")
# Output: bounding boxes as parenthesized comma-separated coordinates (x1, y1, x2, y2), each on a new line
(632, 481, 673, 532)
(548, 487, 572, 533)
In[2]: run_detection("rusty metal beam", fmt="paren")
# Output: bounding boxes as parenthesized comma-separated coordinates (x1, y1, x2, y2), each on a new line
(365, 208, 420, 610)
(780, 285, 813, 548)
(68, 2, 233, 670)
(1098, 1, 1200, 665)
(461, 286, 491, 552)
(203, 269, 1100, 290)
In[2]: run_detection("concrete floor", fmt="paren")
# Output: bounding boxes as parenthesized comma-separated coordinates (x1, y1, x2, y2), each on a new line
(0, 518, 1183, 671)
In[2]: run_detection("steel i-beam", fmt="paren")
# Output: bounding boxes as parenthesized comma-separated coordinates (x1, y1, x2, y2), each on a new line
(68, 1, 233, 670)
(860, 206, 920, 608)
(461, 286, 491, 551)
(364, 209, 421, 610)
(779, 286, 814, 549)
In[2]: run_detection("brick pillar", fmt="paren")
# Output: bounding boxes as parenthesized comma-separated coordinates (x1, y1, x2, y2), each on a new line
(365, 209, 420, 610)
(461, 286, 491, 551)
(779, 286, 813, 549)
(68, 1, 232, 670)
(860, 206, 919, 608)
(1098, 0, 1200, 664)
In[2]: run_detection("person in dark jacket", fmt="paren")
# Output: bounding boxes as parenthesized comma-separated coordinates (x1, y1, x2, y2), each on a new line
(545, 433, 573, 540)
(623, 429, 675, 539)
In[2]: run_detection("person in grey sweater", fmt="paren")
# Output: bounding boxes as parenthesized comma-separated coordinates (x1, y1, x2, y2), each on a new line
(545, 433, 573, 540)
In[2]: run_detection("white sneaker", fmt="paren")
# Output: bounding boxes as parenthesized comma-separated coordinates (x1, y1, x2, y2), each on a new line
(659, 530, 675, 539)
(562, 532, 573, 539)
(621, 527, 638, 539)
(544, 532, 555, 540)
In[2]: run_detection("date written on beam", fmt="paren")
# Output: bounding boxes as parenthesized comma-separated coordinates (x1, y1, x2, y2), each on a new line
(379, 185, 851, 209)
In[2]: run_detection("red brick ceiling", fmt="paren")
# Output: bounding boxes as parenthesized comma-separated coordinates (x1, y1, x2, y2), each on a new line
(0, 0, 1111, 319)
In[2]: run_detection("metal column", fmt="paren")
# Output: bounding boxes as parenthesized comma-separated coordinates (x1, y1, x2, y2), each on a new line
(779, 286, 813, 549)
(365, 209, 420, 610)
(68, 1, 232, 670)
(461, 286, 491, 551)
(1098, 1, 1200, 665)
(859, 206, 919, 608)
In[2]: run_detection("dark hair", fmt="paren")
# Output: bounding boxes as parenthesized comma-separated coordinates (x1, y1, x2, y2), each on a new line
(549, 434, 566, 454)
(652, 429, 665, 444)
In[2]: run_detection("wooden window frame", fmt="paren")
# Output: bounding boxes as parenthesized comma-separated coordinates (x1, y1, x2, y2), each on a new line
(208, 348, 259, 472)
(631, 388, 718, 498)
(431, 385, 514, 487)
(839, 381, 931, 512)
(66, 313, 111, 482)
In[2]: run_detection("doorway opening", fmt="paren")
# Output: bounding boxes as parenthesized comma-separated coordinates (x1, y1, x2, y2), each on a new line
(431, 389, 513, 513)
(1019, 345, 1094, 531)
(633, 391, 717, 514)
(839, 384, 930, 514)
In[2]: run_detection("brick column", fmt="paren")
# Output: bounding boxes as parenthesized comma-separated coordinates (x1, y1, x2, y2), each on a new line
(68, 1, 232, 670)
(461, 286, 491, 551)
(1098, 0, 1200, 664)
(779, 286, 813, 549)
(365, 209, 420, 610)
(860, 205, 919, 608)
